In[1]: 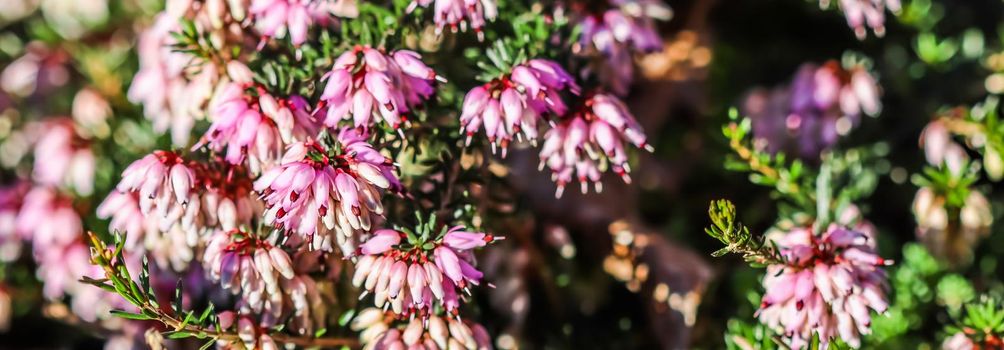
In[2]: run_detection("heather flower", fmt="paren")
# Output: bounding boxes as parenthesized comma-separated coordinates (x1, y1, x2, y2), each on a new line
(941, 332, 975, 350)
(742, 61, 881, 158)
(913, 187, 991, 265)
(405, 0, 498, 40)
(574, 0, 669, 95)
(116, 150, 198, 217)
(72, 88, 112, 134)
(31, 120, 95, 196)
(129, 14, 221, 147)
(208, 239, 327, 335)
(460, 59, 580, 156)
(827, 0, 901, 39)
(254, 130, 401, 253)
(0, 43, 70, 98)
(197, 160, 262, 231)
(352, 224, 499, 316)
(198, 82, 320, 173)
(539, 93, 651, 197)
(250, 0, 345, 46)
(757, 225, 890, 349)
(0, 182, 26, 262)
(216, 312, 281, 350)
(96, 191, 196, 271)
(351, 308, 493, 350)
(15, 187, 81, 248)
(320, 46, 441, 130)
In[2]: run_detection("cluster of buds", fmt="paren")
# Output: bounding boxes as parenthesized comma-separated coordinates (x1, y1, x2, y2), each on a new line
(405, 0, 498, 40)
(254, 130, 402, 253)
(199, 82, 320, 173)
(757, 225, 890, 348)
(320, 46, 442, 131)
(114, 150, 200, 232)
(539, 93, 651, 197)
(460, 59, 580, 156)
(207, 229, 327, 333)
(351, 308, 493, 350)
(352, 223, 499, 316)
(31, 120, 95, 196)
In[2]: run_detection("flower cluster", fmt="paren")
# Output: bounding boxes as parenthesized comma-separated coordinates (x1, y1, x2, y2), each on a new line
(406, 0, 498, 39)
(199, 83, 320, 173)
(539, 93, 651, 197)
(320, 46, 441, 131)
(573, 0, 670, 95)
(31, 120, 95, 196)
(757, 225, 890, 348)
(255, 130, 401, 253)
(742, 61, 881, 158)
(352, 225, 498, 316)
(351, 308, 493, 350)
(829, 0, 901, 39)
(461, 59, 580, 156)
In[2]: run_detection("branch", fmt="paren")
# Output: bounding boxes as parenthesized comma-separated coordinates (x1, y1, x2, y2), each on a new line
(82, 232, 358, 349)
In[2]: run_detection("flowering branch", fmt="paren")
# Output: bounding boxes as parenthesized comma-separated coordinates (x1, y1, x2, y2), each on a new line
(81, 232, 358, 349)
(704, 199, 784, 267)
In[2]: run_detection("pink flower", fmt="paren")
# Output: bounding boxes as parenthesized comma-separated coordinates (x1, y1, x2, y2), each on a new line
(575, 2, 666, 95)
(832, 0, 901, 39)
(32, 120, 95, 196)
(0, 182, 26, 262)
(539, 93, 650, 197)
(204, 229, 294, 296)
(116, 150, 197, 217)
(460, 59, 580, 156)
(351, 224, 499, 316)
(198, 83, 320, 173)
(743, 61, 882, 159)
(351, 308, 493, 350)
(254, 130, 401, 253)
(757, 225, 890, 349)
(15, 187, 82, 249)
(130, 14, 221, 147)
(406, 0, 498, 40)
(96, 191, 197, 271)
(249, 0, 338, 46)
(320, 46, 441, 130)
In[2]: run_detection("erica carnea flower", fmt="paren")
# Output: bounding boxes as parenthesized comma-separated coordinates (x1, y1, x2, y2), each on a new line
(757, 225, 890, 349)
(0, 182, 26, 262)
(742, 61, 881, 158)
(199, 83, 320, 173)
(320, 46, 441, 130)
(15, 187, 82, 248)
(216, 312, 281, 350)
(913, 187, 991, 265)
(255, 130, 402, 253)
(351, 308, 493, 350)
(827, 0, 901, 39)
(573, 0, 670, 95)
(406, 0, 498, 40)
(32, 120, 95, 196)
(208, 239, 327, 335)
(130, 14, 221, 147)
(460, 59, 580, 156)
(539, 93, 651, 197)
(250, 0, 312, 46)
(116, 150, 197, 215)
(352, 223, 499, 316)
(204, 228, 294, 296)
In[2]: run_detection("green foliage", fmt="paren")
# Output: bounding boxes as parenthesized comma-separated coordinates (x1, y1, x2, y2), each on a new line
(705, 199, 784, 267)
